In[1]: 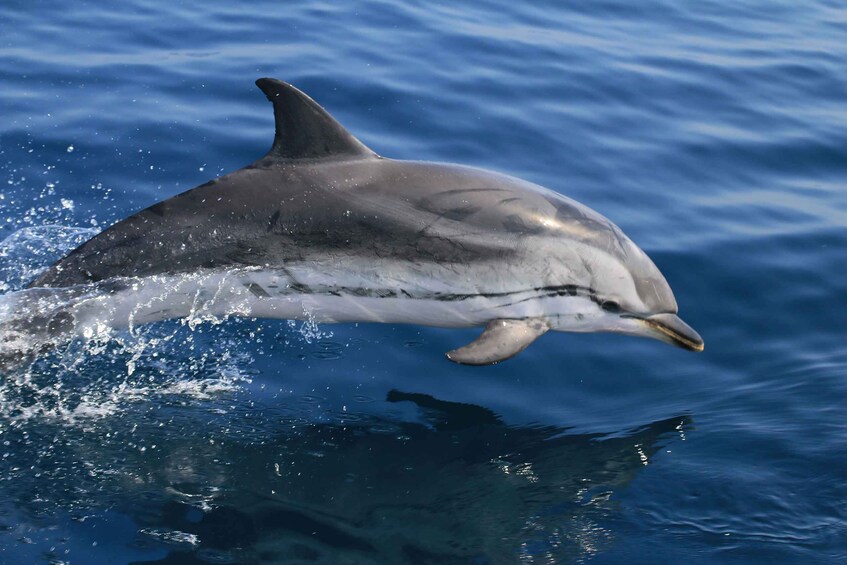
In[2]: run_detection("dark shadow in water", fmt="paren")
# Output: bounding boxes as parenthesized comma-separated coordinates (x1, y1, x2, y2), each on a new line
(0, 382, 690, 565)
(129, 393, 687, 564)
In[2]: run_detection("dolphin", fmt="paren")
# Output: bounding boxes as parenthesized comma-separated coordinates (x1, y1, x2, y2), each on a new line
(8, 78, 702, 365)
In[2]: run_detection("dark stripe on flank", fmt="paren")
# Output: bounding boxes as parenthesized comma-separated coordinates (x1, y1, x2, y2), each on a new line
(258, 281, 600, 309)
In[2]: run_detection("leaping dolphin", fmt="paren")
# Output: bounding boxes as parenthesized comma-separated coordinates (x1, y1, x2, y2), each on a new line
(8, 78, 702, 365)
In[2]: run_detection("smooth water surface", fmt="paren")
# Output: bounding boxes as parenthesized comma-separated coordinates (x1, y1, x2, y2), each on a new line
(1, 1, 846, 563)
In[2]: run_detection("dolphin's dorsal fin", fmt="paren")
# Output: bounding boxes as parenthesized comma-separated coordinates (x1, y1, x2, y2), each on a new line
(446, 318, 551, 366)
(255, 78, 377, 161)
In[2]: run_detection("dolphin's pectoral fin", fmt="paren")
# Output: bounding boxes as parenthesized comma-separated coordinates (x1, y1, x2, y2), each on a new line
(446, 318, 550, 366)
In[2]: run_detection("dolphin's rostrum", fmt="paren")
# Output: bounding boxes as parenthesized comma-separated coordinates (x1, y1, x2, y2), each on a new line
(19, 78, 703, 365)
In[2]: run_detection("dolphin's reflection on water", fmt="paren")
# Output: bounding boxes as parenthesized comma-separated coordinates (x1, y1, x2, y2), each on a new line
(0, 371, 689, 564)
(127, 393, 688, 564)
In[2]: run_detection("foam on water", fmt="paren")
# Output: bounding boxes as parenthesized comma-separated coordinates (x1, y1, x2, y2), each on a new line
(0, 225, 337, 429)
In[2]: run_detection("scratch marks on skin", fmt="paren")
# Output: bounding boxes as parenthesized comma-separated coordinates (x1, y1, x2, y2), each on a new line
(417, 207, 483, 235)
(648, 279, 661, 305)
(579, 257, 594, 278)
(416, 187, 503, 233)
(615, 225, 630, 259)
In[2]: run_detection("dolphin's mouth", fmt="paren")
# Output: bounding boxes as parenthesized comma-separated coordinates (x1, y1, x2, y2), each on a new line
(640, 313, 704, 352)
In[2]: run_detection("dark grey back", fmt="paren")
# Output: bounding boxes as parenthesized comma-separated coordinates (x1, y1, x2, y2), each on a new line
(29, 79, 676, 316)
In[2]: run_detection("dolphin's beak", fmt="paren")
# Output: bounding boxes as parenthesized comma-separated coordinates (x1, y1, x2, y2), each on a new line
(641, 313, 704, 352)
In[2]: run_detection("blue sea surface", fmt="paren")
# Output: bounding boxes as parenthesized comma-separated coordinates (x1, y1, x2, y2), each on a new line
(1, 1, 846, 563)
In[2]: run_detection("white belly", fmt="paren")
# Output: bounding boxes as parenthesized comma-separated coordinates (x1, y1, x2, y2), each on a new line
(0, 265, 601, 359)
(100, 268, 589, 328)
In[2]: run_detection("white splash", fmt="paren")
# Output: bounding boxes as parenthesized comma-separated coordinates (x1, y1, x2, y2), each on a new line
(0, 226, 259, 428)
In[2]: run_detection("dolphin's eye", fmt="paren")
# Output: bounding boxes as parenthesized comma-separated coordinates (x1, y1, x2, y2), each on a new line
(601, 300, 621, 313)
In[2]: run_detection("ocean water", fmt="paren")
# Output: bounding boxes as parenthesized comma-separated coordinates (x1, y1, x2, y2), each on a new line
(0, 0, 845, 563)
